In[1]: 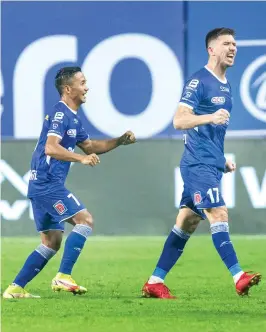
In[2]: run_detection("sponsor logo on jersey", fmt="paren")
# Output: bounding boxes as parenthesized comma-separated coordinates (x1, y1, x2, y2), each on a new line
(67, 129, 77, 137)
(54, 112, 64, 120)
(194, 191, 202, 205)
(29, 170, 37, 181)
(74, 119, 78, 124)
(184, 91, 192, 99)
(220, 86, 230, 93)
(211, 96, 225, 104)
(53, 200, 68, 215)
(188, 79, 199, 89)
(52, 123, 58, 129)
(52, 112, 64, 123)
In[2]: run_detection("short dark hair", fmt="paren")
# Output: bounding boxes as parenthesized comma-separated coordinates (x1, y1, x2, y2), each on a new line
(55, 66, 82, 96)
(205, 28, 235, 49)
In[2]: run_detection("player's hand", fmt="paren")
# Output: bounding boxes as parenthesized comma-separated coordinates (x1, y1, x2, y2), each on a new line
(118, 131, 136, 145)
(211, 109, 230, 125)
(225, 160, 236, 173)
(81, 153, 100, 167)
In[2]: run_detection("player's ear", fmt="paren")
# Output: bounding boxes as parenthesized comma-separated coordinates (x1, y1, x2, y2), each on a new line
(65, 85, 71, 94)
(208, 46, 214, 56)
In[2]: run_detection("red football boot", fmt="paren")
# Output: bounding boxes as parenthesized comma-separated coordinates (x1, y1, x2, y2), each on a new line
(142, 282, 177, 299)
(236, 272, 262, 296)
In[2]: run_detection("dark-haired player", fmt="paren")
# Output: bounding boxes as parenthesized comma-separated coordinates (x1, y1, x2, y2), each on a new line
(3, 67, 136, 298)
(142, 28, 261, 299)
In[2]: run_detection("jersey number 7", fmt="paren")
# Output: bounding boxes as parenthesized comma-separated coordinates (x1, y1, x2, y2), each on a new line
(67, 193, 80, 206)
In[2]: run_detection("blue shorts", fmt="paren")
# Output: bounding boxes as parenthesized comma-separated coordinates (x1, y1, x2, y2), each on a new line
(179, 164, 225, 219)
(29, 187, 86, 232)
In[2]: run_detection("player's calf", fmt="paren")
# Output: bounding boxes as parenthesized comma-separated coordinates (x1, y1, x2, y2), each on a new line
(3, 242, 58, 299)
(142, 209, 201, 299)
(205, 208, 262, 295)
(54, 210, 93, 294)
(10, 244, 57, 289)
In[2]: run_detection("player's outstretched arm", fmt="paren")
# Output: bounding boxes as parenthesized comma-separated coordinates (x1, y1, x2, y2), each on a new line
(45, 136, 100, 166)
(173, 105, 230, 130)
(77, 131, 136, 155)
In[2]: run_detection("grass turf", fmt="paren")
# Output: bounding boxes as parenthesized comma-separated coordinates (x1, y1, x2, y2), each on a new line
(1, 236, 266, 332)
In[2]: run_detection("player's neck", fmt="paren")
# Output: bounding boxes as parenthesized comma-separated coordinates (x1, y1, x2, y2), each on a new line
(206, 62, 227, 82)
(60, 97, 79, 112)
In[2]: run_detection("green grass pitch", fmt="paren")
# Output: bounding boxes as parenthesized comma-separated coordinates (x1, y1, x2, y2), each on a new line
(1, 236, 266, 332)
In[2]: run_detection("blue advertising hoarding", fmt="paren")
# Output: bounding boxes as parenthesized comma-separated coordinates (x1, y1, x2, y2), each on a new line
(187, 1, 266, 134)
(1, 1, 184, 139)
(1, 1, 266, 139)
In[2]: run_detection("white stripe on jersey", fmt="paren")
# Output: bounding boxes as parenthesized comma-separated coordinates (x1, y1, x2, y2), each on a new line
(47, 133, 62, 139)
(179, 102, 194, 110)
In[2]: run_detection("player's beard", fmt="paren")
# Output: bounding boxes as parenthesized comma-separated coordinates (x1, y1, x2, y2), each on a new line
(223, 59, 234, 69)
(221, 51, 235, 68)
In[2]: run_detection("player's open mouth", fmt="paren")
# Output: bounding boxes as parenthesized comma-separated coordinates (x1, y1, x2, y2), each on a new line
(227, 54, 234, 59)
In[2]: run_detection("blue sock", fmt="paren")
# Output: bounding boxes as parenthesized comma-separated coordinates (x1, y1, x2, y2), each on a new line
(152, 225, 190, 281)
(211, 222, 242, 277)
(59, 224, 92, 275)
(13, 244, 56, 288)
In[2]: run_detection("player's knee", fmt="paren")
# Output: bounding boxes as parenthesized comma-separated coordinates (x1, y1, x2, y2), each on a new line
(42, 238, 62, 251)
(41, 231, 63, 251)
(73, 210, 94, 228)
(205, 206, 228, 222)
(186, 219, 200, 233)
(176, 209, 201, 234)
(83, 213, 94, 228)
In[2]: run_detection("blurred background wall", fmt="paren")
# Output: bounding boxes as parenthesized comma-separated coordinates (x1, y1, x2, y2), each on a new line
(1, 0, 266, 235)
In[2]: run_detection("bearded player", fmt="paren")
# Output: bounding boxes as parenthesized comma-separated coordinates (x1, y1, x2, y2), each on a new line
(142, 28, 261, 299)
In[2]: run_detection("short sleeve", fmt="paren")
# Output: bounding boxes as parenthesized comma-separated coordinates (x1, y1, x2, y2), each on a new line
(47, 111, 68, 139)
(179, 78, 203, 111)
(76, 125, 89, 143)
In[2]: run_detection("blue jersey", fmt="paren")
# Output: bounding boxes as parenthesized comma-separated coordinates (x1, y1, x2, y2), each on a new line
(27, 101, 89, 198)
(179, 66, 232, 171)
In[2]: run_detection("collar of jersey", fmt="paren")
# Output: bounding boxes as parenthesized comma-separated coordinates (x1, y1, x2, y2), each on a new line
(204, 65, 227, 84)
(59, 101, 77, 115)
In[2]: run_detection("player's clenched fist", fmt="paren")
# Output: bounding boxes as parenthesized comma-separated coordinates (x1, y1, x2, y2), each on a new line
(225, 160, 236, 173)
(118, 131, 136, 145)
(81, 153, 100, 166)
(211, 109, 230, 125)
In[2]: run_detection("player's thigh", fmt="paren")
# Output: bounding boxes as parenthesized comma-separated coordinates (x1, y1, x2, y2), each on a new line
(182, 165, 226, 214)
(40, 230, 63, 251)
(31, 187, 86, 231)
(176, 207, 202, 234)
(30, 197, 63, 233)
(39, 188, 87, 229)
(204, 206, 228, 223)
(179, 180, 206, 221)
